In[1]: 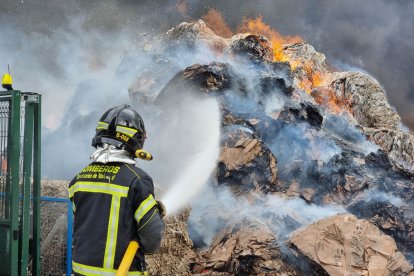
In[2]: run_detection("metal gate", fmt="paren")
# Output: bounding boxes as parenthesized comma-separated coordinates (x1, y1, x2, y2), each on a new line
(0, 90, 41, 276)
(39, 196, 73, 276)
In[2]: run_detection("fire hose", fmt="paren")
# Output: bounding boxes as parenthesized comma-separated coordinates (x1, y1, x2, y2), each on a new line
(116, 241, 140, 276)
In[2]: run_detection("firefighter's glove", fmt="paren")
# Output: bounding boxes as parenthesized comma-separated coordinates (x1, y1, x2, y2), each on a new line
(156, 200, 166, 218)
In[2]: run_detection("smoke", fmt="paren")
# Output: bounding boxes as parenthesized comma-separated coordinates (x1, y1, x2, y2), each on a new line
(1, 0, 412, 176)
(322, 115, 379, 154)
(356, 190, 407, 207)
(3, 0, 413, 128)
(264, 93, 285, 117)
(189, 183, 345, 247)
(182, 0, 414, 129)
(269, 123, 341, 170)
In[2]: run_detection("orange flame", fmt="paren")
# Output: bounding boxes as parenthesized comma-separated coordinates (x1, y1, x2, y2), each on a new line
(236, 18, 350, 114)
(202, 9, 233, 38)
(236, 18, 345, 112)
(312, 86, 351, 114)
(238, 17, 303, 62)
(195, 13, 345, 114)
(298, 65, 328, 93)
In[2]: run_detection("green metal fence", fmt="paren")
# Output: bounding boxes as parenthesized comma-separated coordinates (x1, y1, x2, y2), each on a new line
(0, 90, 41, 276)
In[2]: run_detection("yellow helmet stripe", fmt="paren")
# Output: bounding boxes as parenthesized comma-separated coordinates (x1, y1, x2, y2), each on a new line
(116, 125, 138, 137)
(97, 121, 109, 130)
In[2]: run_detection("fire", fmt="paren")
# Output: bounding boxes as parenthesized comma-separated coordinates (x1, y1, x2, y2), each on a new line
(237, 18, 328, 93)
(297, 65, 328, 93)
(196, 13, 345, 114)
(202, 9, 233, 38)
(236, 17, 349, 114)
(312, 71, 325, 88)
(312, 86, 351, 114)
(238, 17, 302, 62)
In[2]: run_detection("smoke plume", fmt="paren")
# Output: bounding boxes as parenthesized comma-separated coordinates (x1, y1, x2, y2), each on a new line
(1, 1, 412, 174)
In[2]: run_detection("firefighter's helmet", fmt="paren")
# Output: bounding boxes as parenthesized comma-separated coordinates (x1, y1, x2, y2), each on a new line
(92, 104, 153, 160)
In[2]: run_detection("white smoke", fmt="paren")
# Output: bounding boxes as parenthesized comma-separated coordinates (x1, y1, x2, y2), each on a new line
(264, 93, 285, 118)
(356, 190, 407, 207)
(189, 184, 345, 247)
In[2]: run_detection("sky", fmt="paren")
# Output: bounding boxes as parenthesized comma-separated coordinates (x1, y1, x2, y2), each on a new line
(0, 0, 413, 128)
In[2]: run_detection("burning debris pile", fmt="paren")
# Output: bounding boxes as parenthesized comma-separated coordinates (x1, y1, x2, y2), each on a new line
(128, 20, 414, 275)
(130, 19, 414, 275)
(37, 17, 414, 275)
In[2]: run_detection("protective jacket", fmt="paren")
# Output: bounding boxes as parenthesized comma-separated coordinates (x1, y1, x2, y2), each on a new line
(69, 162, 164, 275)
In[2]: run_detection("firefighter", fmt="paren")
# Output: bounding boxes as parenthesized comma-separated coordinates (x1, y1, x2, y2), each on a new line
(68, 104, 165, 275)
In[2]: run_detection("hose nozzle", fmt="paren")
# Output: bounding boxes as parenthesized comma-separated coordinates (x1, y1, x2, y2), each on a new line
(135, 149, 153, 161)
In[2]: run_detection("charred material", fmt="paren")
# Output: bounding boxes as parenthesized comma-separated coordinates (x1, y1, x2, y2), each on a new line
(218, 125, 278, 194)
(260, 62, 293, 95)
(190, 220, 295, 276)
(156, 62, 242, 107)
(228, 34, 274, 63)
(278, 101, 323, 129)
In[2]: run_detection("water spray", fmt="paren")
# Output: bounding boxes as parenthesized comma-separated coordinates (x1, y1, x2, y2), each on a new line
(160, 97, 221, 215)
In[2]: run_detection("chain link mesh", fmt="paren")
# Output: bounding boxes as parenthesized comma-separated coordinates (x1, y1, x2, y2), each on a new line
(40, 200, 69, 275)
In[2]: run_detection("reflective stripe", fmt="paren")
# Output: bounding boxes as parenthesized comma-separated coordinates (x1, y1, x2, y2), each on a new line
(68, 182, 129, 198)
(97, 121, 109, 130)
(73, 261, 143, 276)
(72, 202, 76, 213)
(104, 195, 121, 269)
(134, 194, 157, 224)
(116, 125, 138, 137)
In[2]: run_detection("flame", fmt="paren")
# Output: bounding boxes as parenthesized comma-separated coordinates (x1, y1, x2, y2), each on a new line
(236, 17, 344, 112)
(291, 61, 327, 94)
(238, 17, 302, 62)
(202, 9, 233, 38)
(312, 71, 325, 88)
(197, 14, 345, 114)
(297, 66, 328, 93)
(313, 86, 351, 114)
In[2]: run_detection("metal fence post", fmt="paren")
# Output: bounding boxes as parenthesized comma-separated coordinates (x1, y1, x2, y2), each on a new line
(20, 101, 34, 276)
(67, 201, 73, 276)
(9, 90, 21, 276)
(31, 95, 41, 275)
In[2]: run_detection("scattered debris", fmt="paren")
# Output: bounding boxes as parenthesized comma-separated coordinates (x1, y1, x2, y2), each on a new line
(146, 209, 195, 275)
(288, 214, 414, 275)
(191, 220, 295, 276)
